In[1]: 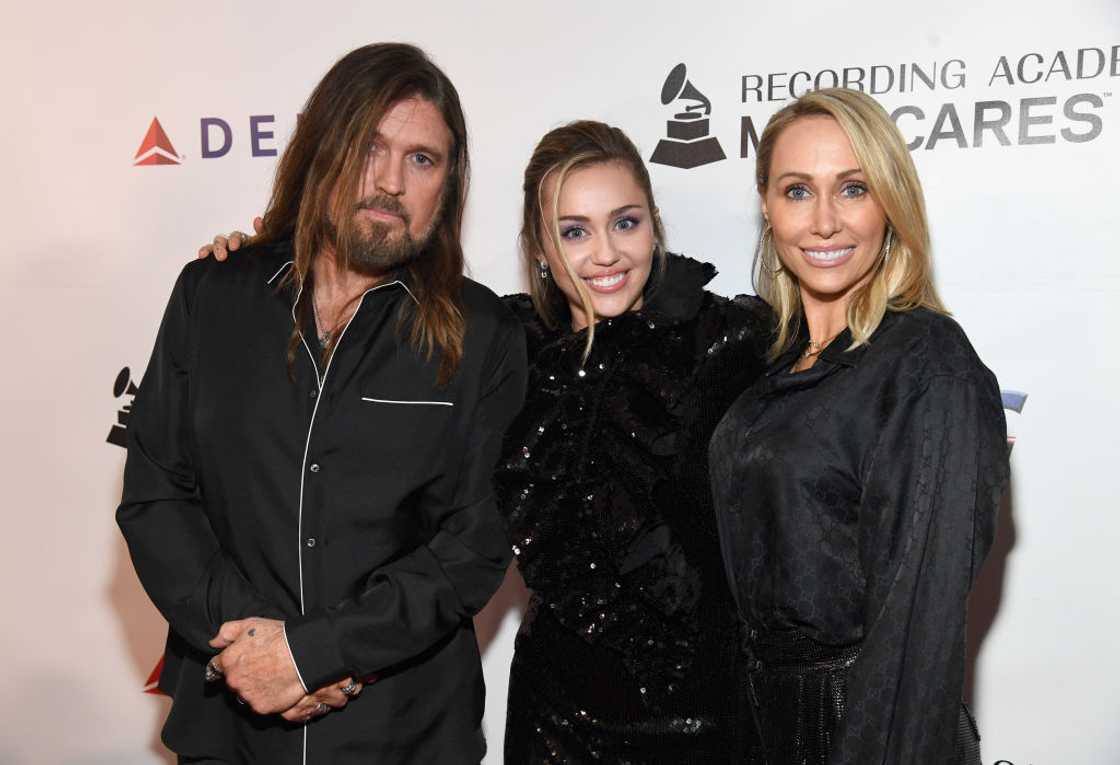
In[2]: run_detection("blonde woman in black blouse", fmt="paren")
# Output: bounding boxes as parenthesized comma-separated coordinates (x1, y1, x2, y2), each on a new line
(710, 88, 1009, 765)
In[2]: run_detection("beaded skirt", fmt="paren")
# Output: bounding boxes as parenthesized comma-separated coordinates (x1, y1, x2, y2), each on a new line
(740, 629, 982, 765)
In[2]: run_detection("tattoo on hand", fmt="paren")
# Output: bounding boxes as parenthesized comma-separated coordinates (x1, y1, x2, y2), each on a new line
(247, 627, 256, 637)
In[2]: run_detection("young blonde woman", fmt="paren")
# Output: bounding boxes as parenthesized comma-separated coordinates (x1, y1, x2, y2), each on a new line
(709, 88, 1009, 764)
(199, 120, 771, 762)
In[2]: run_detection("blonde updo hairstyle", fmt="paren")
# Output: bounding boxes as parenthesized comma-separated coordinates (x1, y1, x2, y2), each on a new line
(520, 120, 667, 361)
(753, 87, 946, 358)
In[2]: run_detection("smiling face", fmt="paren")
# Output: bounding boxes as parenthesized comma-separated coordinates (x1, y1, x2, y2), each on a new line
(334, 97, 453, 274)
(761, 115, 888, 311)
(539, 161, 657, 330)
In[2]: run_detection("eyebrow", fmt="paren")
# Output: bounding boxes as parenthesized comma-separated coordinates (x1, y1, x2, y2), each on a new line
(775, 168, 863, 183)
(557, 204, 644, 222)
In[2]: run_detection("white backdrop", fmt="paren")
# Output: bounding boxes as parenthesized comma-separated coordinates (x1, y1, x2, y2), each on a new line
(2, 1, 1118, 763)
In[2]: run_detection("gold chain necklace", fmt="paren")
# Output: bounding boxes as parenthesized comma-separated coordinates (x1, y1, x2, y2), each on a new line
(801, 330, 843, 360)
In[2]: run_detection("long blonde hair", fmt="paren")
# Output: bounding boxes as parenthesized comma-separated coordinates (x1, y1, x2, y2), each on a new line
(520, 121, 666, 361)
(753, 87, 945, 358)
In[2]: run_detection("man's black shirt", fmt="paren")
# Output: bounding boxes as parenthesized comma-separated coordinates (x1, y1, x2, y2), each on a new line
(118, 241, 526, 763)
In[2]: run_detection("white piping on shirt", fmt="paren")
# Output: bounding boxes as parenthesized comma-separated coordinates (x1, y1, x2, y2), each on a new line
(266, 262, 291, 285)
(265, 260, 419, 305)
(360, 397, 454, 407)
(290, 278, 409, 762)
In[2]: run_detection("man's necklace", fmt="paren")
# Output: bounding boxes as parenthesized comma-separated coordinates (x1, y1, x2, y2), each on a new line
(311, 295, 335, 347)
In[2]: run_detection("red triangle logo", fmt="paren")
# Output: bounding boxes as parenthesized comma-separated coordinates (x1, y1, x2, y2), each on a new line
(143, 655, 168, 695)
(134, 117, 180, 166)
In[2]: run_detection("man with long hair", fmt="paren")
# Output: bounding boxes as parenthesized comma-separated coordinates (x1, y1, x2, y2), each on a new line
(118, 43, 526, 763)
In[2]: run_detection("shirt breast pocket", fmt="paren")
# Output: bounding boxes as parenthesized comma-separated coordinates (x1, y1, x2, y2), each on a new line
(352, 394, 458, 479)
(359, 396, 455, 408)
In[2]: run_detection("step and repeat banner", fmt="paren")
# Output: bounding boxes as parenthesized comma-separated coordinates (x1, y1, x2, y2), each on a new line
(2, 1, 1117, 762)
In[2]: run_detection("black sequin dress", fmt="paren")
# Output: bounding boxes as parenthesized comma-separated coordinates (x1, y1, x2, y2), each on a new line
(709, 309, 1010, 765)
(495, 255, 771, 764)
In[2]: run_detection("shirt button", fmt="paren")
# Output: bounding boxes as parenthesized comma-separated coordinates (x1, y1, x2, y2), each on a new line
(305, 537, 316, 548)
(309, 463, 320, 473)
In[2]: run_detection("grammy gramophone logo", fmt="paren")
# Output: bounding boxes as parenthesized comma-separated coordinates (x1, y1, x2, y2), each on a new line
(649, 63, 727, 169)
(106, 366, 139, 448)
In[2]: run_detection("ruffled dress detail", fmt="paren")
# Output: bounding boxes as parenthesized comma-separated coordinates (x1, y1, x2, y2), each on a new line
(496, 254, 771, 763)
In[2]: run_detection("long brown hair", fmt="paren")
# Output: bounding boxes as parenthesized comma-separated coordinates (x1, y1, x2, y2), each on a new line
(753, 88, 945, 358)
(254, 43, 469, 384)
(519, 120, 666, 361)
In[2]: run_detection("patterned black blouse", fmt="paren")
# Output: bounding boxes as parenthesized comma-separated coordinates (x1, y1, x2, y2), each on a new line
(710, 308, 1009, 765)
(495, 255, 771, 763)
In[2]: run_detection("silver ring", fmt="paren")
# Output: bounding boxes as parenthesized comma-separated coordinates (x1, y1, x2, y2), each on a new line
(340, 680, 358, 697)
(316, 702, 330, 716)
(205, 660, 223, 682)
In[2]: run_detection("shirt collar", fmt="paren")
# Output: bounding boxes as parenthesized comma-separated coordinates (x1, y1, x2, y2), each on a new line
(637, 252, 718, 327)
(265, 260, 419, 305)
(820, 310, 906, 367)
(817, 327, 865, 368)
(764, 321, 873, 378)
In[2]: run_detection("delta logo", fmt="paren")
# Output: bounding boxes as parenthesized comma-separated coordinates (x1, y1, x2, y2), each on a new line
(134, 117, 181, 166)
(143, 655, 167, 696)
(132, 113, 282, 167)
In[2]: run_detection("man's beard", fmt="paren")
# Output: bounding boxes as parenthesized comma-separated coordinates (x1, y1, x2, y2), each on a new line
(336, 194, 441, 276)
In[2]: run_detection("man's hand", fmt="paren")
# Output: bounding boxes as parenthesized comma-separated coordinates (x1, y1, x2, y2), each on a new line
(280, 677, 365, 723)
(208, 617, 305, 715)
(196, 216, 263, 261)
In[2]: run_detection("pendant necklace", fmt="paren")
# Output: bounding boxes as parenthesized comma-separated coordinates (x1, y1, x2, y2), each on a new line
(802, 329, 843, 360)
(311, 294, 333, 348)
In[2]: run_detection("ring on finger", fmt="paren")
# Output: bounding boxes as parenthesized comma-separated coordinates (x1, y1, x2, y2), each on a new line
(340, 680, 358, 697)
(316, 702, 330, 716)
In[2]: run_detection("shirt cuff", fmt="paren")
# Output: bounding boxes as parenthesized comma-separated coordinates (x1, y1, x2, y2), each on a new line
(281, 622, 309, 693)
(284, 611, 347, 691)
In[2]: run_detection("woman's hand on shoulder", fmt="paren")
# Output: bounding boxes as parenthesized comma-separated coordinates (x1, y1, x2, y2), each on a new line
(196, 216, 264, 261)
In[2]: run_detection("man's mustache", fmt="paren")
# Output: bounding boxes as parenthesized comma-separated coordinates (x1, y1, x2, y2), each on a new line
(355, 195, 410, 224)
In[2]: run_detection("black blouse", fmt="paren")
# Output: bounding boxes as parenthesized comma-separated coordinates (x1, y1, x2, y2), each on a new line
(495, 255, 772, 763)
(710, 308, 1009, 764)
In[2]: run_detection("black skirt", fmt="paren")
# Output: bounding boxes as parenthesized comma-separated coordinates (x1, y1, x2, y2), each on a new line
(741, 629, 982, 765)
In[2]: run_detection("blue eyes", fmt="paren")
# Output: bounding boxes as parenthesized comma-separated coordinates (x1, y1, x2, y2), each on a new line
(784, 183, 868, 200)
(367, 144, 437, 168)
(560, 216, 642, 241)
